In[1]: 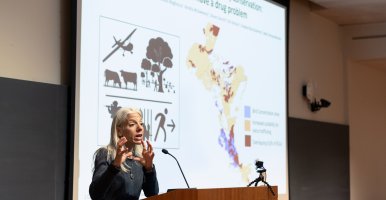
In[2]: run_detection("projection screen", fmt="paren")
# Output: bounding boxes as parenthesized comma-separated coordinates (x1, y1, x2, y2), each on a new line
(75, 0, 288, 199)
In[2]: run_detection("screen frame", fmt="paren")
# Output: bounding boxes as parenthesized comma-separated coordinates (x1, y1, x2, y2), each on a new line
(69, 0, 290, 199)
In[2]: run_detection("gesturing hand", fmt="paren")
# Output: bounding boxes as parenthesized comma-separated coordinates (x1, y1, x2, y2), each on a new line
(112, 137, 133, 168)
(133, 140, 154, 171)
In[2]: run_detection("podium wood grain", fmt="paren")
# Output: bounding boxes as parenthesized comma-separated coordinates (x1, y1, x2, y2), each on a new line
(144, 186, 278, 200)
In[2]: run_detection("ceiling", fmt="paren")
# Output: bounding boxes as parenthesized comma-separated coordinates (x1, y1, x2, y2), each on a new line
(307, 0, 386, 73)
(308, 0, 386, 26)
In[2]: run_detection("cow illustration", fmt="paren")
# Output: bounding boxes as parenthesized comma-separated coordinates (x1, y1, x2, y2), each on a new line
(120, 70, 137, 90)
(105, 69, 121, 88)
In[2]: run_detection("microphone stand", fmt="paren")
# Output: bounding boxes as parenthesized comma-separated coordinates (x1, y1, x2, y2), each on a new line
(162, 149, 190, 188)
(247, 169, 275, 196)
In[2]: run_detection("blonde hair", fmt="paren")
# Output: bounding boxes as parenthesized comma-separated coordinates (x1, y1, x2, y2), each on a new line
(101, 107, 144, 172)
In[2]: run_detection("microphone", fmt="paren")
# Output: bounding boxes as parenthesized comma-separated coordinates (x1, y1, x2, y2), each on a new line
(161, 149, 190, 188)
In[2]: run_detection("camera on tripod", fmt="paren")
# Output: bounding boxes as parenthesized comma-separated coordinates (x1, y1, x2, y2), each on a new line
(247, 160, 275, 196)
(255, 160, 266, 173)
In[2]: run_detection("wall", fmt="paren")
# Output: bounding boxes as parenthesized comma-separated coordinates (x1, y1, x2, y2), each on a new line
(0, 0, 70, 85)
(288, 118, 349, 200)
(0, 77, 68, 200)
(291, 0, 386, 199)
(0, 1, 73, 199)
(290, 0, 386, 198)
(289, 0, 350, 199)
(341, 23, 386, 200)
(289, 0, 347, 124)
(347, 62, 386, 200)
(341, 22, 386, 60)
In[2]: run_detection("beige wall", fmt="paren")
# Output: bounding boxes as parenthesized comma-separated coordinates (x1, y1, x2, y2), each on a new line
(0, 0, 69, 85)
(347, 61, 386, 200)
(2, 0, 386, 199)
(342, 23, 386, 200)
(289, 0, 347, 124)
(291, 0, 386, 199)
(342, 22, 386, 60)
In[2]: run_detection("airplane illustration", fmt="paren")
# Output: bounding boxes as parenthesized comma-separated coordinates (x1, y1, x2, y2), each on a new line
(113, 36, 133, 54)
(103, 28, 137, 62)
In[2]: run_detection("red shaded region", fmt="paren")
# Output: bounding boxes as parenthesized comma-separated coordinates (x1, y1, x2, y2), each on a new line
(198, 44, 213, 54)
(229, 125, 240, 167)
(210, 25, 220, 37)
(188, 60, 196, 68)
(245, 135, 251, 147)
(223, 86, 234, 103)
(210, 69, 220, 86)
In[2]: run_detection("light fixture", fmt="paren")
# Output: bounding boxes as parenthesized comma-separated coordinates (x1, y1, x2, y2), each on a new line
(302, 83, 331, 112)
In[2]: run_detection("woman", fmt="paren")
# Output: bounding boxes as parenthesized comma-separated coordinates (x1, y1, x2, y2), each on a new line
(89, 107, 159, 200)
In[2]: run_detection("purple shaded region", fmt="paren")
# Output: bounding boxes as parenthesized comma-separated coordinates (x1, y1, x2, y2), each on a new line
(218, 126, 240, 167)
(244, 106, 251, 118)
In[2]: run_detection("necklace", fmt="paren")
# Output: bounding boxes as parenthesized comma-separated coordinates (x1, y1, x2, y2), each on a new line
(126, 159, 134, 180)
(130, 170, 134, 180)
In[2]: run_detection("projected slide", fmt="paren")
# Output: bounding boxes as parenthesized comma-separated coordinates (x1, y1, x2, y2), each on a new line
(77, 0, 287, 199)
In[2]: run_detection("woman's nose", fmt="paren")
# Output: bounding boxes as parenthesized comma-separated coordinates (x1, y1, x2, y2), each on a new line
(137, 123, 143, 131)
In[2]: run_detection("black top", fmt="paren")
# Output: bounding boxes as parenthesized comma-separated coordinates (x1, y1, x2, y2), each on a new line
(89, 148, 159, 200)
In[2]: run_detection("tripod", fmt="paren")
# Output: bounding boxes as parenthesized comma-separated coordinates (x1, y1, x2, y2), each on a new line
(247, 169, 275, 196)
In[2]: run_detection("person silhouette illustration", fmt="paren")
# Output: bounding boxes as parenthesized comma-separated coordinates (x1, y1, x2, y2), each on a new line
(154, 108, 167, 142)
(107, 101, 121, 118)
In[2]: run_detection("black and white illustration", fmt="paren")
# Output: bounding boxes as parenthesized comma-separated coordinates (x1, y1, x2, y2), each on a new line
(97, 17, 180, 148)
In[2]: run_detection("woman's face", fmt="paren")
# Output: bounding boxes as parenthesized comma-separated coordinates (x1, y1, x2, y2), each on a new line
(118, 112, 144, 146)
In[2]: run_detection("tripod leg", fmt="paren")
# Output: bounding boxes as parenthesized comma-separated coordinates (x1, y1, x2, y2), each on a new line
(246, 180, 255, 187)
(246, 177, 260, 187)
(254, 177, 262, 187)
(262, 180, 275, 196)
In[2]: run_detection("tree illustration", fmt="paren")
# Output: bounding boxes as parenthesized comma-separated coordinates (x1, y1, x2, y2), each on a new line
(141, 37, 173, 93)
(141, 58, 151, 87)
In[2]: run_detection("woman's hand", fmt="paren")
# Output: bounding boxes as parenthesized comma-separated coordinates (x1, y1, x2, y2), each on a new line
(112, 137, 133, 168)
(134, 140, 154, 171)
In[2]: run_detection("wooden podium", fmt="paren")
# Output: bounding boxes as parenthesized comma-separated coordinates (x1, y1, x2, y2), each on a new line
(144, 186, 277, 200)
